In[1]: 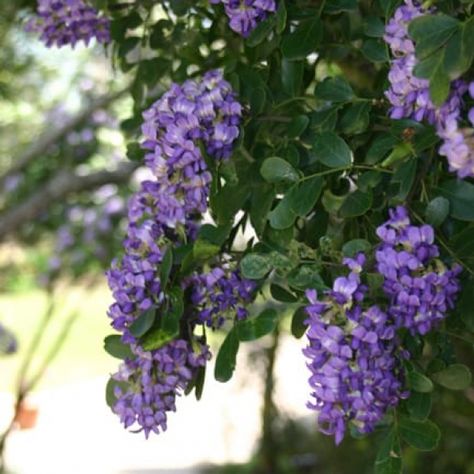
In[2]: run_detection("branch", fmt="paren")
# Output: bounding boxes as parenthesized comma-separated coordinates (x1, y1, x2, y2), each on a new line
(0, 161, 138, 240)
(0, 88, 128, 187)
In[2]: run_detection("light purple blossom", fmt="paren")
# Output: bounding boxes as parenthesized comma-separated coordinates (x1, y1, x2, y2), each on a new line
(187, 266, 257, 329)
(112, 340, 210, 438)
(375, 206, 462, 335)
(211, 0, 277, 37)
(303, 256, 406, 445)
(26, 0, 110, 48)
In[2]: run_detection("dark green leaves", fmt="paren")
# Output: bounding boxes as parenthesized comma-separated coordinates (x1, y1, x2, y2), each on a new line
(425, 196, 450, 227)
(312, 132, 352, 168)
(129, 307, 156, 338)
(287, 177, 324, 216)
(438, 179, 474, 221)
(409, 15, 474, 104)
(407, 392, 432, 421)
(314, 76, 354, 103)
(409, 15, 459, 60)
(340, 190, 373, 217)
(431, 364, 472, 390)
(375, 429, 402, 474)
(240, 253, 272, 279)
(214, 329, 240, 383)
(398, 417, 441, 451)
(281, 17, 322, 60)
(237, 308, 278, 341)
(407, 370, 434, 393)
(260, 157, 299, 183)
(103, 335, 133, 360)
(291, 306, 308, 338)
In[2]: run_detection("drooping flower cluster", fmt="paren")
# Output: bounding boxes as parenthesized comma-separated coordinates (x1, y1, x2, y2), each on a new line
(304, 254, 407, 445)
(112, 339, 210, 438)
(375, 206, 461, 335)
(210, 0, 277, 37)
(26, 0, 110, 48)
(0, 323, 17, 355)
(106, 71, 254, 437)
(304, 207, 461, 444)
(384, 0, 474, 178)
(187, 267, 257, 329)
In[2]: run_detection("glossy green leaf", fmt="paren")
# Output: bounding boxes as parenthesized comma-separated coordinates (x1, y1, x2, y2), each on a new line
(270, 284, 298, 303)
(407, 392, 432, 421)
(237, 308, 278, 342)
(281, 17, 322, 60)
(291, 306, 308, 339)
(260, 157, 300, 183)
(374, 428, 402, 474)
(425, 196, 450, 227)
(340, 190, 373, 217)
(407, 370, 434, 393)
(214, 329, 240, 383)
(129, 307, 156, 338)
(438, 179, 474, 221)
(314, 76, 354, 103)
(342, 239, 372, 257)
(399, 417, 441, 451)
(103, 335, 133, 360)
(313, 132, 352, 168)
(287, 176, 324, 217)
(240, 253, 273, 279)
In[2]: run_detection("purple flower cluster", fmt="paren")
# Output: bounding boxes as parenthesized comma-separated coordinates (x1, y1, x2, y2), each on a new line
(105, 71, 251, 437)
(187, 267, 257, 329)
(43, 186, 126, 285)
(384, 0, 474, 178)
(26, 0, 110, 48)
(304, 207, 461, 444)
(375, 206, 461, 335)
(0, 322, 17, 356)
(304, 254, 406, 445)
(140, 70, 242, 229)
(211, 0, 277, 37)
(112, 339, 210, 438)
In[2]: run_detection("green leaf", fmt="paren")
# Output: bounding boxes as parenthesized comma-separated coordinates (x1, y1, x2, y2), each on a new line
(250, 184, 275, 236)
(193, 239, 221, 261)
(105, 377, 129, 409)
(431, 364, 472, 390)
(281, 17, 322, 60)
(287, 115, 310, 138)
(237, 308, 278, 342)
(374, 428, 402, 474)
(287, 176, 324, 217)
(444, 17, 474, 79)
(408, 15, 459, 60)
(129, 307, 156, 338)
(407, 370, 434, 393)
(247, 15, 275, 47)
(429, 60, 450, 106)
(291, 306, 308, 338)
(270, 284, 298, 303)
(324, 0, 357, 14)
(281, 59, 304, 97)
(438, 179, 474, 221)
(407, 392, 432, 421)
(340, 102, 371, 134)
(312, 132, 352, 168)
(314, 76, 354, 103)
(392, 158, 417, 200)
(287, 266, 327, 291)
(342, 239, 371, 257)
(260, 157, 300, 183)
(361, 39, 389, 63)
(214, 329, 240, 382)
(103, 335, 133, 360)
(275, 0, 287, 34)
(399, 417, 441, 451)
(241, 253, 272, 279)
(425, 196, 450, 227)
(140, 326, 178, 351)
(340, 190, 373, 217)
(160, 248, 173, 289)
(269, 197, 297, 229)
(364, 16, 385, 38)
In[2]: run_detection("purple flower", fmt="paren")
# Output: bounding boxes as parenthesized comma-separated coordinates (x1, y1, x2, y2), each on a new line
(211, 0, 277, 37)
(375, 206, 462, 335)
(186, 266, 257, 329)
(26, 0, 110, 48)
(303, 257, 406, 444)
(112, 340, 210, 438)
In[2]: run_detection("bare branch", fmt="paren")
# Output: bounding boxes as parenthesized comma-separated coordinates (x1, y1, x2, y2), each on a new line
(0, 161, 138, 240)
(0, 88, 128, 187)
